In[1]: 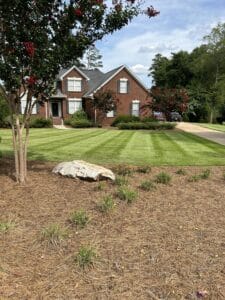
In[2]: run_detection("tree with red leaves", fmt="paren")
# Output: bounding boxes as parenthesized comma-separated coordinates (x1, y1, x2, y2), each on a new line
(0, 0, 159, 183)
(150, 88, 189, 121)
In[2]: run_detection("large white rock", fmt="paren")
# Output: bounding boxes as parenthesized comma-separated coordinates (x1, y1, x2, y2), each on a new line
(52, 160, 115, 181)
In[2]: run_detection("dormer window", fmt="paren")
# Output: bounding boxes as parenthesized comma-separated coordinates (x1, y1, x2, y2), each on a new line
(119, 78, 128, 94)
(67, 77, 82, 92)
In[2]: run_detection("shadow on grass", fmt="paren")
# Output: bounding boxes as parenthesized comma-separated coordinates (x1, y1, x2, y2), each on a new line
(0, 152, 54, 181)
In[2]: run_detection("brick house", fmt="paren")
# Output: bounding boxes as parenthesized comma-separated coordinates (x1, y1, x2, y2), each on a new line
(21, 65, 152, 125)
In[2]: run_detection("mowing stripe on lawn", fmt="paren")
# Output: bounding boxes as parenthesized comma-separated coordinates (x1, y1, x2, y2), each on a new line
(150, 132, 165, 162)
(108, 131, 135, 160)
(178, 132, 225, 154)
(52, 129, 110, 152)
(29, 130, 108, 151)
(118, 131, 149, 164)
(82, 131, 123, 159)
(85, 131, 135, 163)
(28, 129, 103, 148)
(163, 132, 192, 158)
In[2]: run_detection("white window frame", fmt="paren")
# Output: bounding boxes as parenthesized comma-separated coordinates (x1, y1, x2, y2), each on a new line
(131, 100, 140, 117)
(119, 78, 128, 94)
(67, 77, 82, 92)
(106, 110, 114, 118)
(20, 93, 37, 115)
(68, 98, 82, 114)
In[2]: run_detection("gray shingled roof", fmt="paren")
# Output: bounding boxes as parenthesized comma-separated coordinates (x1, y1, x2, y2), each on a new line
(57, 68, 68, 80)
(82, 66, 123, 97)
(55, 65, 149, 99)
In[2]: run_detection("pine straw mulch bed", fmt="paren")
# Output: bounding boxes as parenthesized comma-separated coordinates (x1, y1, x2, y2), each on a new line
(0, 158, 225, 300)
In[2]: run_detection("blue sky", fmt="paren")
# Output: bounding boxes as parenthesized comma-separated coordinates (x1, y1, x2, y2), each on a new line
(95, 0, 225, 87)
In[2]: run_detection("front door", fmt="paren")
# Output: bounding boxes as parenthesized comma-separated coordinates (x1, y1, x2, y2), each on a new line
(51, 102, 61, 117)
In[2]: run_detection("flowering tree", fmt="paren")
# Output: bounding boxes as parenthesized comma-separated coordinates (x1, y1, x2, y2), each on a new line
(150, 88, 189, 120)
(93, 90, 118, 123)
(0, 0, 159, 183)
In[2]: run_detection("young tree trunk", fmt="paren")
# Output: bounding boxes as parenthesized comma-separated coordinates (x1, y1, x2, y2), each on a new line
(9, 90, 33, 184)
(12, 115, 27, 183)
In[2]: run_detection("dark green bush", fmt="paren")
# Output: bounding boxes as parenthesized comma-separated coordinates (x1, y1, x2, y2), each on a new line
(29, 117, 53, 128)
(64, 118, 71, 126)
(117, 122, 176, 130)
(141, 116, 158, 122)
(117, 122, 147, 130)
(65, 110, 93, 127)
(111, 115, 140, 126)
(70, 119, 93, 128)
(71, 110, 88, 120)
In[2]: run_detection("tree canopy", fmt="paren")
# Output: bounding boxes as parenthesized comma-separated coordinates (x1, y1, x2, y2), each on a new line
(149, 22, 225, 123)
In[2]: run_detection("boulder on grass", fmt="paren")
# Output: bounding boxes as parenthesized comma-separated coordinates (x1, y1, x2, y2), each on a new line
(52, 160, 115, 181)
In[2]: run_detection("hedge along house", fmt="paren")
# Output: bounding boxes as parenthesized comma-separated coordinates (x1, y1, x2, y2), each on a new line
(21, 65, 152, 125)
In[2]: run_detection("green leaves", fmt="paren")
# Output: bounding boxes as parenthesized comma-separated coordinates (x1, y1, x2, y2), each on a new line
(0, 0, 144, 99)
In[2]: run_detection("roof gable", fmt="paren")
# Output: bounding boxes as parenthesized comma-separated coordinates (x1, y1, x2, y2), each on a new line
(83, 65, 149, 97)
(83, 66, 123, 97)
(58, 65, 89, 80)
(56, 65, 149, 97)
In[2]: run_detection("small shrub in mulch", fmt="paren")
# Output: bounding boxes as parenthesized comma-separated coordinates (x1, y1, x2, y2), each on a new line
(97, 195, 115, 213)
(155, 172, 172, 184)
(175, 168, 187, 175)
(94, 182, 106, 191)
(188, 175, 200, 182)
(74, 246, 97, 268)
(114, 165, 134, 176)
(116, 186, 138, 203)
(0, 220, 15, 233)
(41, 224, 68, 246)
(136, 165, 151, 174)
(114, 175, 129, 186)
(69, 210, 89, 229)
(188, 169, 211, 182)
(199, 169, 210, 179)
(139, 180, 156, 191)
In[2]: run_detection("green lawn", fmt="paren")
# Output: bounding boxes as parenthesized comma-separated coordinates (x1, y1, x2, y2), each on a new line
(1, 128, 225, 166)
(199, 123, 225, 132)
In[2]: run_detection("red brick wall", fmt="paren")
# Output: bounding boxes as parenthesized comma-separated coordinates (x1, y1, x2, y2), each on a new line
(94, 68, 152, 126)
(37, 103, 47, 118)
(61, 68, 89, 120)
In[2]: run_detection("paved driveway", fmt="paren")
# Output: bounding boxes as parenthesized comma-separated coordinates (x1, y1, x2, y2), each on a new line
(176, 122, 225, 146)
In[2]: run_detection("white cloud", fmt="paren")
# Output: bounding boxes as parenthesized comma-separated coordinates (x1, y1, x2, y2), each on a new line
(130, 64, 149, 75)
(97, 1, 225, 87)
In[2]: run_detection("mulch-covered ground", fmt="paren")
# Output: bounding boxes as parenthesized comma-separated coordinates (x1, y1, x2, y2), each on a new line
(0, 158, 225, 299)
